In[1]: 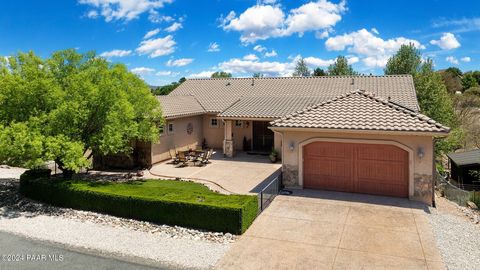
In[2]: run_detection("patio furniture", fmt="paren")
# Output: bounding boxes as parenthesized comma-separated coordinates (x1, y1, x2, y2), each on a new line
(169, 149, 179, 164)
(198, 149, 213, 165)
(176, 151, 188, 167)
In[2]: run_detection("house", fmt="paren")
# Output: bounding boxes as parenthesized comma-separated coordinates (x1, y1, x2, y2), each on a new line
(447, 149, 480, 188)
(96, 75, 450, 205)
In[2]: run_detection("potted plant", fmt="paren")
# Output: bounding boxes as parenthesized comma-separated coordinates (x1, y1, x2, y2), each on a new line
(269, 149, 278, 163)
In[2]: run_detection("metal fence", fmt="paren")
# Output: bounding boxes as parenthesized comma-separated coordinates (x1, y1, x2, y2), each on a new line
(435, 170, 474, 206)
(259, 173, 282, 212)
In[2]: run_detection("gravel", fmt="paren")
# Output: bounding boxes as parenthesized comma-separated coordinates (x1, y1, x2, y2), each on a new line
(427, 198, 480, 270)
(0, 170, 236, 269)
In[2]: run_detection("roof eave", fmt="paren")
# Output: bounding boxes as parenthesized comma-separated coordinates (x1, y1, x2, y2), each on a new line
(269, 126, 450, 137)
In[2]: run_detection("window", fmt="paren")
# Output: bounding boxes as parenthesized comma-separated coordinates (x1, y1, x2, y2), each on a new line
(168, 123, 174, 134)
(159, 125, 164, 135)
(210, 118, 219, 128)
(235, 120, 243, 128)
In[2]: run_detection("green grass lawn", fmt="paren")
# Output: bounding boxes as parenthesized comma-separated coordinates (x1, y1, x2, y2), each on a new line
(70, 179, 253, 208)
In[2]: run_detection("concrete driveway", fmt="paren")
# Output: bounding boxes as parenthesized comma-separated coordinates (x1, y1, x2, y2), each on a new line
(216, 190, 445, 270)
(148, 151, 281, 194)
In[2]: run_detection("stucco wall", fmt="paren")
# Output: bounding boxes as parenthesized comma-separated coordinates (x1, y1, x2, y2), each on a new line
(232, 121, 252, 151)
(278, 130, 434, 204)
(202, 115, 224, 149)
(151, 115, 203, 164)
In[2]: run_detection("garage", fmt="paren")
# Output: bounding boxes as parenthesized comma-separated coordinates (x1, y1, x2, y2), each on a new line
(303, 141, 409, 197)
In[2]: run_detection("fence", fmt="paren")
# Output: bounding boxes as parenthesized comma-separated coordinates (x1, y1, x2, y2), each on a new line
(259, 172, 282, 212)
(435, 170, 477, 206)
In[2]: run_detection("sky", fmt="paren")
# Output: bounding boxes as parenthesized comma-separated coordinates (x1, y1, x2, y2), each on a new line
(1, 0, 479, 85)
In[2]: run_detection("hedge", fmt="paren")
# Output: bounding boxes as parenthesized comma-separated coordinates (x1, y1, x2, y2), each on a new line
(20, 174, 258, 234)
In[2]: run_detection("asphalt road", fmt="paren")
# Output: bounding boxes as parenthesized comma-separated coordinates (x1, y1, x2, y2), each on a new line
(0, 231, 171, 270)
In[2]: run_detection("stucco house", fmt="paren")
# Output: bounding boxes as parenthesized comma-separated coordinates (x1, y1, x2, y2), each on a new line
(97, 75, 449, 205)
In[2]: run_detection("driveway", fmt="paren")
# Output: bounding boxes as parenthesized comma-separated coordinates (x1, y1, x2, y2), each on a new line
(148, 151, 281, 194)
(216, 190, 445, 270)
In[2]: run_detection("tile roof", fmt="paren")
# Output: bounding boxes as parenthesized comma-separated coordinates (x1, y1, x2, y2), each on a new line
(170, 75, 420, 114)
(218, 96, 328, 118)
(156, 95, 205, 119)
(447, 150, 480, 167)
(270, 90, 450, 134)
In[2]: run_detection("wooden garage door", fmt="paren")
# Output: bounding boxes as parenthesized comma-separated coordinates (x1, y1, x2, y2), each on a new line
(303, 142, 409, 197)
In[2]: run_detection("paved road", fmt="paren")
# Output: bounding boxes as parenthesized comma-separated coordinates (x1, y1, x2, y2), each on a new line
(0, 231, 170, 270)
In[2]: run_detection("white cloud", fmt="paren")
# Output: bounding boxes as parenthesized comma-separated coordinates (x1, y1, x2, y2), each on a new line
(100, 49, 132, 57)
(136, 35, 176, 58)
(446, 56, 459, 65)
(304, 56, 335, 67)
(430, 32, 461, 50)
(207, 42, 220, 52)
(166, 58, 194, 67)
(148, 11, 174, 23)
(265, 50, 277, 57)
(325, 28, 424, 68)
(243, 54, 259, 61)
(144, 28, 160, 39)
(315, 30, 329, 39)
(283, 0, 345, 37)
(219, 58, 293, 76)
(131, 67, 155, 75)
(347, 56, 359, 64)
(189, 70, 215, 78)
(371, 28, 379, 35)
(79, 0, 173, 22)
(86, 10, 98, 18)
(165, 22, 182, 32)
(253, 45, 267, 52)
(221, 0, 346, 43)
(156, 70, 179, 76)
(461, 56, 471, 62)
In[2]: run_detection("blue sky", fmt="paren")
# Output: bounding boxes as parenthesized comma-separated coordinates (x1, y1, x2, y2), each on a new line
(1, 0, 479, 85)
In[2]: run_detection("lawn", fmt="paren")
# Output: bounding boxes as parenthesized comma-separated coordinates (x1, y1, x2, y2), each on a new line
(71, 179, 253, 208)
(20, 175, 258, 234)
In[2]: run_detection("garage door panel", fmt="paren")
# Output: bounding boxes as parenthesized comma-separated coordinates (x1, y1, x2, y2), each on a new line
(303, 141, 408, 198)
(304, 162, 352, 192)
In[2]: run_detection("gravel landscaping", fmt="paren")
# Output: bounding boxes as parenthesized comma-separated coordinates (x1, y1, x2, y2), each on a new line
(427, 196, 480, 270)
(0, 168, 237, 269)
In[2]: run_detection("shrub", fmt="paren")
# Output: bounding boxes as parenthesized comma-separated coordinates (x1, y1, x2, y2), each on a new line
(20, 177, 258, 234)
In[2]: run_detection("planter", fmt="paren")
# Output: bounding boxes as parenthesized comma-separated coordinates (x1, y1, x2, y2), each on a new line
(269, 154, 277, 163)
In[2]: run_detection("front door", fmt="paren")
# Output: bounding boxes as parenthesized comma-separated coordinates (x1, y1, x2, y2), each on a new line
(252, 121, 274, 152)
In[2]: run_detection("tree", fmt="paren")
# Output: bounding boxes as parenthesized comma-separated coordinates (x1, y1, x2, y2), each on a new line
(292, 58, 311, 77)
(384, 43, 422, 75)
(313, 68, 326, 76)
(445, 67, 462, 77)
(0, 50, 163, 174)
(211, 71, 232, 78)
(253, 73, 264, 78)
(151, 77, 186, 95)
(439, 68, 463, 94)
(462, 72, 479, 90)
(414, 60, 456, 127)
(327, 56, 357, 76)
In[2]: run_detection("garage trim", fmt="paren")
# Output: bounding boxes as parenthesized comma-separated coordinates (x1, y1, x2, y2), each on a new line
(298, 137, 415, 197)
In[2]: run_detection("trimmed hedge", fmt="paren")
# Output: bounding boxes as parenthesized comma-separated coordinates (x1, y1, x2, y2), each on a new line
(20, 174, 258, 234)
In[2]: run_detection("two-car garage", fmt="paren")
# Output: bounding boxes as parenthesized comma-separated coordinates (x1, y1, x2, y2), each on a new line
(302, 141, 410, 198)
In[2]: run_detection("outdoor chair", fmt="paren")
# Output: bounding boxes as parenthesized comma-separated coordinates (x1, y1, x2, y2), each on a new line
(200, 149, 213, 165)
(193, 151, 207, 166)
(169, 149, 179, 164)
(176, 151, 188, 167)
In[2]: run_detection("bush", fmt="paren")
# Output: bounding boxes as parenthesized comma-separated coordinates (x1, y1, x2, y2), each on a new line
(20, 169, 52, 181)
(20, 177, 258, 234)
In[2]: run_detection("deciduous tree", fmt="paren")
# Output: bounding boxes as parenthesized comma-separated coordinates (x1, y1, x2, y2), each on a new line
(0, 50, 163, 174)
(327, 56, 357, 76)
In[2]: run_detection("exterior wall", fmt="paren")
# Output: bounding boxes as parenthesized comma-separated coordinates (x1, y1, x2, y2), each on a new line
(202, 115, 224, 149)
(279, 130, 435, 205)
(274, 132, 282, 159)
(151, 115, 203, 164)
(232, 120, 253, 151)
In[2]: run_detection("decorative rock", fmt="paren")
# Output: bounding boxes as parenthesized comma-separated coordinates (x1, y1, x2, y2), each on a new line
(467, 201, 478, 210)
